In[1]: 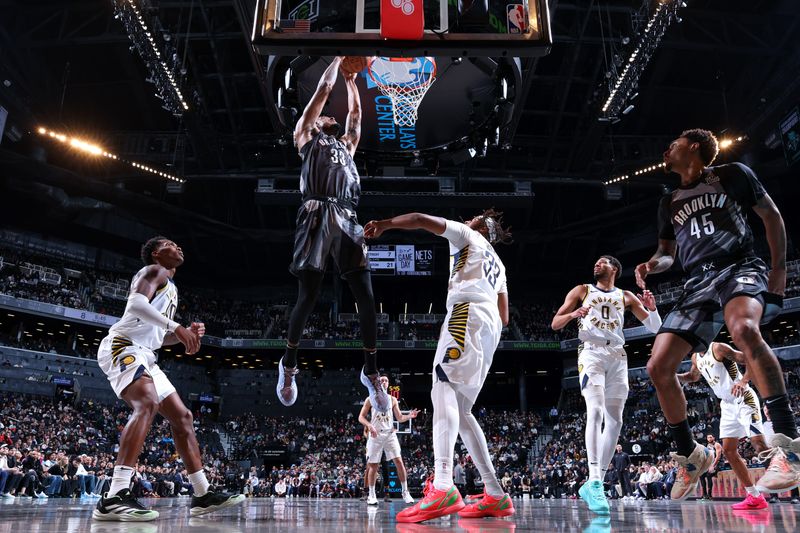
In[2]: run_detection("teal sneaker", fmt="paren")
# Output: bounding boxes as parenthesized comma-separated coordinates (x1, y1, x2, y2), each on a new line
(578, 480, 610, 515)
(583, 515, 611, 533)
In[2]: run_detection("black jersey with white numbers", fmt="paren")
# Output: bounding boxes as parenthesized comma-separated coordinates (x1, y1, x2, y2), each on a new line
(299, 131, 361, 205)
(657, 162, 767, 274)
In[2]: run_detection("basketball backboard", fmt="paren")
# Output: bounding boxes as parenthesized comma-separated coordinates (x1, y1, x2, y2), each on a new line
(252, 0, 551, 57)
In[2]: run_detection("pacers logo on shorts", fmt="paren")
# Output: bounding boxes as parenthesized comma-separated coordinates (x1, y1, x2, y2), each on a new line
(444, 347, 461, 362)
(578, 363, 584, 374)
(120, 355, 136, 372)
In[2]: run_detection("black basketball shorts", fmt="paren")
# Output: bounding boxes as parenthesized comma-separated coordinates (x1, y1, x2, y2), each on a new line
(659, 256, 769, 351)
(289, 200, 369, 278)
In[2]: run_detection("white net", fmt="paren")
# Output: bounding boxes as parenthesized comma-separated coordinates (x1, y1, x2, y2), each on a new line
(369, 58, 436, 127)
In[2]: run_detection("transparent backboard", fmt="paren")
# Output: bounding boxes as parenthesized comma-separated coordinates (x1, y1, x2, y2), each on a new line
(252, 0, 551, 57)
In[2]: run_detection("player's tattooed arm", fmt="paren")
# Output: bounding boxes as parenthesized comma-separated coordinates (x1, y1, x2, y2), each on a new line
(676, 353, 701, 384)
(341, 72, 362, 156)
(752, 193, 787, 295)
(551, 285, 588, 331)
(634, 239, 676, 290)
(294, 57, 344, 151)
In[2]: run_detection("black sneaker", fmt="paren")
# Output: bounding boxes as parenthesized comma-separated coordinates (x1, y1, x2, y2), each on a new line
(92, 489, 159, 522)
(190, 487, 246, 517)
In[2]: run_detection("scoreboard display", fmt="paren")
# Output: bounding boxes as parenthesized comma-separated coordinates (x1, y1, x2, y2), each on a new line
(368, 245, 434, 276)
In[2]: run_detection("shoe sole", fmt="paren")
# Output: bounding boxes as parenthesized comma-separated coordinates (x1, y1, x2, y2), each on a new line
(458, 507, 515, 518)
(190, 494, 246, 517)
(755, 480, 800, 494)
(92, 510, 159, 522)
(397, 501, 466, 523)
(578, 484, 610, 515)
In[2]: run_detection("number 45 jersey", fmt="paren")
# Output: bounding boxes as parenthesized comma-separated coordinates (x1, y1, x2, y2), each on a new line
(657, 162, 767, 275)
(443, 220, 507, 310)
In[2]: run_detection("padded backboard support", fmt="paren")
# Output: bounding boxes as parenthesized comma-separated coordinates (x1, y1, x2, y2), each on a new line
(252, 0, 552, 57)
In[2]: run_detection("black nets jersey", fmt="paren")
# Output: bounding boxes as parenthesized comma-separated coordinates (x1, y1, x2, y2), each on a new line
(299, 131, 361, 205)
(657, 162, 767, 274)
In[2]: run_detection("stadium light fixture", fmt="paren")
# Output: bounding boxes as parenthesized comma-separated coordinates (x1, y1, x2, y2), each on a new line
(37, 126, 186, 183)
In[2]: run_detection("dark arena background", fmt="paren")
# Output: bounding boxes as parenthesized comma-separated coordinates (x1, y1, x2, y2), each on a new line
(1, 0, 800, 531)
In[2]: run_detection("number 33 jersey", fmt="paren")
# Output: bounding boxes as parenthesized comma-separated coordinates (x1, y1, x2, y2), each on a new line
(442, 220, 507, 310)
(657, 162, 767, 274)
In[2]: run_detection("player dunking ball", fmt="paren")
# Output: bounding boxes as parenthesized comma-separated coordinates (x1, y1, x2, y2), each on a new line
(677, 341, 769, 509)
(365, 209, 515, 523)
(358, 374, 419, 505)
(94, 237, 244, 521)
(551, 256, 662, 514)
(278, 56, 390, 412)
(635, 128, 799, 499)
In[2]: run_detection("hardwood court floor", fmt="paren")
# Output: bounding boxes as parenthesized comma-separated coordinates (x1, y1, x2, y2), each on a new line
(1, 494, 798, 532)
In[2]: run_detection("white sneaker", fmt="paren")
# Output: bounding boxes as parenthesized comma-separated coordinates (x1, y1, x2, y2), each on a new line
(367, 494, 379, 505)
(755, 433, 800, 493)
(360, 368, 390, 412)
(2, 493, 15, 500)
(276, 356, 299, 407)
(35, 492, 48, 499)
(402, 490, 414, 504)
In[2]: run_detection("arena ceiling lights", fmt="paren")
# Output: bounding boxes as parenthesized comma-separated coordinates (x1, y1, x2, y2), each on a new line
(37, 127, 186, 183)
(599, 0, 686, 121)
(603, 135, 746, 185)
(112, 0, 189, 116)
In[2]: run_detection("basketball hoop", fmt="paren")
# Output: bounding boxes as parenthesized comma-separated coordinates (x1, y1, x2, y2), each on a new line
(368, 57, 436, 127)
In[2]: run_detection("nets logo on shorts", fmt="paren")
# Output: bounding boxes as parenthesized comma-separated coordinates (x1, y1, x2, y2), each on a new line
(444, 347, 461, 362)
(736, 276, 755, 285)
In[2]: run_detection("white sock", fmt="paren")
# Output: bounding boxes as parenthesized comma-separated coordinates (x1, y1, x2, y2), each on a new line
(599, 398, 625, 479)
(107, 466, 135, 497)
(431, 381, 460, 491)
(188, 470, 210, 497)
(584, 388, 606, 482)
(369, 484, 376, 497)
(401, 481, 408, 492)
(455, 392, 504, 498)
(745, 486, 759, 497)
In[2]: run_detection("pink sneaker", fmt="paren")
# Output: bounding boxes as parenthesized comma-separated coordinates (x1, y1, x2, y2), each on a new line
(731, 493, 768, 510)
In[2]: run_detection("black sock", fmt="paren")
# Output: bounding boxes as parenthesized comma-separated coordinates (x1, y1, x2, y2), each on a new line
(364, 349, 378, 376)
(283, 345, 298, 368)
(668, 419, 696, 457)
(765, 394, 799, 439)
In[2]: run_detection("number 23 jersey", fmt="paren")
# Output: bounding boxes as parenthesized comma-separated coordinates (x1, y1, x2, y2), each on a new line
(442, 220, 507, 310)
(657, 162, 766, 274)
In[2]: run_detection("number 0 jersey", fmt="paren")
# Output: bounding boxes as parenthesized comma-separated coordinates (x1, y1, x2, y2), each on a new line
(658, 162, 767, 274)
(578, 284, 626, 347)
(108, 270, 178, 351)
(299, 131, 361, 204)
(442, 220, 507, 310)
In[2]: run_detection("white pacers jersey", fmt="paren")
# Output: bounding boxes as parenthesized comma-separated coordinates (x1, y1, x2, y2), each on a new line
(369, 397, 395, 433)
(578, 285, 625, 347)
(108, 271, 178, 351)
(696, 344, 757, 405)
(443, 220, 507, 310)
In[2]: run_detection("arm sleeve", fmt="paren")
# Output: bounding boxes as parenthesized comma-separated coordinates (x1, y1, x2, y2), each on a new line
(441, 219, 473, 249)
(722, 162, 767, 207)
(657, 194, 675, 240)
(126, 292, 180, 332)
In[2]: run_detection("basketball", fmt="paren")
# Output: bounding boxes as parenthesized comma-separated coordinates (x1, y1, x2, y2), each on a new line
(341, 56, 372, 75)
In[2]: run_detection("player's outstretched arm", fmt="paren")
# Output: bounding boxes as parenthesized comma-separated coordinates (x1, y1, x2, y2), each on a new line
(634, 239, 676, 290)
(676, 353, 701, 384)
(551, 285, 588, 331)
(294, 57, 343, 151)
(363, 213, 447, 239)
(624, 289, 661, 333)
(752, 194, 787, 296)
(340, 72, 361, 156)
(127, 265, 200, 354)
